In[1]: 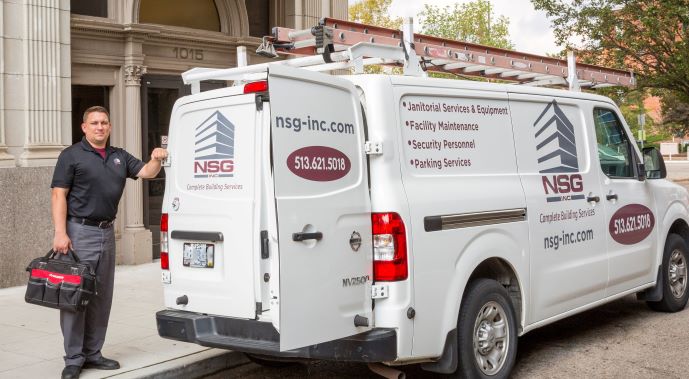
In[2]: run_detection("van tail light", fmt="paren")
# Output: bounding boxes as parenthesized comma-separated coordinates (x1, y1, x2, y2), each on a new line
(243, 80, 268, 94)
(372, 212, 408, 281)
(160, 252, 169, 271)
(160, 213, 169, 270)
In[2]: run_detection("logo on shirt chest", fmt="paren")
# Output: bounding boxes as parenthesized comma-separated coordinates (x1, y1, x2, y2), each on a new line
(113, 158, 121, 166)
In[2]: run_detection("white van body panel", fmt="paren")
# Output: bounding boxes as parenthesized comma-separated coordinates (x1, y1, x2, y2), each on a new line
(656, 188, 689, 259)
(590, 104, 657, 296)
(418, 232, 528, 358)
(162, 90, 262, 318)
(523, 282, 654, 334)
(392, 82, 528, 357)
(345, 76, 417, 359)
(509, 93, 609, 323)
(268, 65, 374, 351)
(159, 69, 689, 369)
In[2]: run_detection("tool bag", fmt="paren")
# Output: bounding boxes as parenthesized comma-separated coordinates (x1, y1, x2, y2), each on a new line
(25, 250, 96, 312)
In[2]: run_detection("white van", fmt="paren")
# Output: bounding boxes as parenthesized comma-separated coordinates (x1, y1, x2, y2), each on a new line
(155, 40, 689, 379)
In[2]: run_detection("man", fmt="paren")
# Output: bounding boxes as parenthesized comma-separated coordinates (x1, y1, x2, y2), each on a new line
(51, 106, 168, 379)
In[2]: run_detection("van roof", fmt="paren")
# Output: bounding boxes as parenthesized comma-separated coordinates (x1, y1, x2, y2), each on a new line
(344, 74, 617, 107)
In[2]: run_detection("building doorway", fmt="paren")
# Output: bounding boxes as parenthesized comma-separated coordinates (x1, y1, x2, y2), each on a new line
(71, 85, 109, 144)
(141, 75, 225, 258)
(142, 75, 187, 258)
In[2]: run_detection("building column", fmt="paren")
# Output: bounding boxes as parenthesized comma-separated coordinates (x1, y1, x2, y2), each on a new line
(16, 0, 71, 167)
(0, 1, 15, 167)
(119, 63, 151, 265)
(283, 0, 347, 30)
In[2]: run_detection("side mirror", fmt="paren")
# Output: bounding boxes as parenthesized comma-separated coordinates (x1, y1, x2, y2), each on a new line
(642, 147, 667, 179)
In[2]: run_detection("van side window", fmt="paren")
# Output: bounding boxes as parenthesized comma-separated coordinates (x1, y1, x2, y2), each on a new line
(593, 108, 634, 178)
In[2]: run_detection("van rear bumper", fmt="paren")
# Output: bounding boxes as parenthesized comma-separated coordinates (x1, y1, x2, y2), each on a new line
(156, 309, 397, 362)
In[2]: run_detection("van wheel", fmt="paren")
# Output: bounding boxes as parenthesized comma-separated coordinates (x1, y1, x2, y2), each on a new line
(455, 279, 517, 379)
(244, 353, 300, 368)
(647, 234, 689, 312)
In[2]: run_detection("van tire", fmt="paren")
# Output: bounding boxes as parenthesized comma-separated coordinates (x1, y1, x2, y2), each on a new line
(244, 353, 300, 368)
(455, 279, 517, 379)
(647, 234, 689, 312)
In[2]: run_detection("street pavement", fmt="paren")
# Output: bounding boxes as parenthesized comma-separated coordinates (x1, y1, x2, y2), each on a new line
(210, 295, 689, 379)
(665, 159, 689, 181)
(0, 263, 246, 379)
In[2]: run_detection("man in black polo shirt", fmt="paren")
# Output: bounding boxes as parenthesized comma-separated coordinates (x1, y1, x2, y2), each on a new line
(51, 106, 167, 379)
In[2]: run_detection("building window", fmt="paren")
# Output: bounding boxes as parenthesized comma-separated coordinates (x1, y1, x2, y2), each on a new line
(71, 0, 107, 18)
(139, 0, 220, 32)
(246, 0, 270, 37)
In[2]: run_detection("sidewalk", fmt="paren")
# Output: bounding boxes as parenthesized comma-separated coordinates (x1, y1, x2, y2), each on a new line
(0, 263, 246, 379)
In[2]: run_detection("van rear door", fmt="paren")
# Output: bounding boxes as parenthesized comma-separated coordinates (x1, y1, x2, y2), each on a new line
(268, 65, 373, 351)
(163, 89, 262, 319)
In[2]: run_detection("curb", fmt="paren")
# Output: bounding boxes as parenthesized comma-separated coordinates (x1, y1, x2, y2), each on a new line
(105, 349, 249, 379)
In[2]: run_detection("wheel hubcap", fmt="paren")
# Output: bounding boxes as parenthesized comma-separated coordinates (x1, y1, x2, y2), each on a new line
(473, 301, 509, 376)
(669, 249, 687, 299)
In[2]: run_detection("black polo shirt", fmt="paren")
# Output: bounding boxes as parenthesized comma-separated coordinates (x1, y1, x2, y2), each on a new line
(51, 137, 145, 221)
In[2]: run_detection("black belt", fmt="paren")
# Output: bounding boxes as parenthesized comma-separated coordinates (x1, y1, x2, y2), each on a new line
(68, 216, 114, 229)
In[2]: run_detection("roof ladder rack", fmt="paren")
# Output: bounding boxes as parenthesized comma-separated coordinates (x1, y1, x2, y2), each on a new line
(183, 18, 635, 92)
(268, 18, 635, 89)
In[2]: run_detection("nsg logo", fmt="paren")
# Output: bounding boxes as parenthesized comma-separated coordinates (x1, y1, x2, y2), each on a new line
(534, 100, 584, 202)
(194, 111, 235, 178)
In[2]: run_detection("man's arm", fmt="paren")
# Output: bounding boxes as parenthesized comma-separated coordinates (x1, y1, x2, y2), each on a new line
(52, 187, 72, 254)
(137, 148, 169, 179)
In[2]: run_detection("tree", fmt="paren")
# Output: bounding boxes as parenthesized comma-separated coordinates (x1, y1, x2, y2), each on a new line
(418, 1, 514, 49)
(348, 0, 515, 78)
(530, 0, 689, 102)
(661, 92, 689, 137)
(599, 89, 645, 132)
(348, 0, 402, 30)
(348, 0, 403, 75)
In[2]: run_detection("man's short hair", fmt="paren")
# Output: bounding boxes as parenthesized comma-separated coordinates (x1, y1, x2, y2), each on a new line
(83, 106, 110, 123)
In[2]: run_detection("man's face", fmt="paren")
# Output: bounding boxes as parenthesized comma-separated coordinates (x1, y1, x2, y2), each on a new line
(81, 111, 111, 148)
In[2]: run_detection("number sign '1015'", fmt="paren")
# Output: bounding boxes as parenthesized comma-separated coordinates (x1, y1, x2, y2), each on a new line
(173, 48, 204, 61)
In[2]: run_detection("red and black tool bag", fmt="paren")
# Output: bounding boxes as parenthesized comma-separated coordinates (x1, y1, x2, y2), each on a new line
(25, 250, 96, 312)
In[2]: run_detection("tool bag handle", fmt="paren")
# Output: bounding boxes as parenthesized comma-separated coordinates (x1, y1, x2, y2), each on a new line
(46, 249, 80, 263)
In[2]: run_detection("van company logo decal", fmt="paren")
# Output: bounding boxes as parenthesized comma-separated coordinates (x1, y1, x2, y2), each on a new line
(194, 111, 235, 178)
(534, 100, 584, 202)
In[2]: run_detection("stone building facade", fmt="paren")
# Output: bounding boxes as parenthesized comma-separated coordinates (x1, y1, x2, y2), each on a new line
(0, 0, 347, 288)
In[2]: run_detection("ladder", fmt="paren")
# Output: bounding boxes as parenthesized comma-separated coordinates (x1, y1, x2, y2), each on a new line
(183, 18, 635, 93)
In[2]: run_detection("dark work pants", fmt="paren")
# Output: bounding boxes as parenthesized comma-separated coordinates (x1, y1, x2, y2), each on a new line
(60, 221, 116, 367)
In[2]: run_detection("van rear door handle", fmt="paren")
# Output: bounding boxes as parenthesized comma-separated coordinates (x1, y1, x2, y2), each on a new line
(292, 232, 323, 242)
(606, 193, 618, 201)
(586, 195, 600, 203)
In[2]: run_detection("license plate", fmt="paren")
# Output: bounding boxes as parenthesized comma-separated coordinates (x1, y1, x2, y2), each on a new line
(183, 243, 215, 268)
